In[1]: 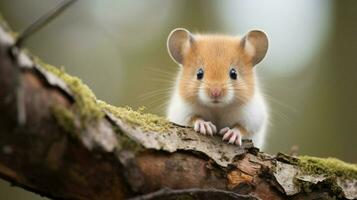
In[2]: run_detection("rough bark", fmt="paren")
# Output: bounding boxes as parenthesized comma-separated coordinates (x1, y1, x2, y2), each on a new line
(0, 18, 356, 200)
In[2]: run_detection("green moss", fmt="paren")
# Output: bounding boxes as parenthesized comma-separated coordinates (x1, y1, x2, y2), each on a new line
(293, 156, 356, 197)
(298, 180, 313, 193)
(51, 105, 77, 135)
(298, 156, 357, 179)
(112, 126, 143, 152)
(297, 177, 342, 198)
(2, 12, 168, 133)
(35, 58, 104, 124)
(98, 101, 171, 132)
(36, 57, 170, 136)
(1, 13, 171, 153)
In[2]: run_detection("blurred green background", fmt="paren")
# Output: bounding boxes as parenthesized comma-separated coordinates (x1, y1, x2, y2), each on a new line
(0, 0, 356, 199)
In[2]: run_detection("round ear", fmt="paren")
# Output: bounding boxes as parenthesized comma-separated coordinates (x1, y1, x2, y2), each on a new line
(240, 30, 269, 66)
(167, 28, 194, 65)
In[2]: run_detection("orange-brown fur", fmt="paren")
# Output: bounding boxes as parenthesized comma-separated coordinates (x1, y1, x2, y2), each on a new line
(167, 29, 269, 148)
(178, 35, 255, 106)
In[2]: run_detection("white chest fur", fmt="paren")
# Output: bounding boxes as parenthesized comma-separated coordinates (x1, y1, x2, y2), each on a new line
(167, 87, 268, 149)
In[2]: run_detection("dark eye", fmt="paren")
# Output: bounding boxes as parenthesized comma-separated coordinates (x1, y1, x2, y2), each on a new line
(229, 68, 237, 80)
(197, 68, 204, 80)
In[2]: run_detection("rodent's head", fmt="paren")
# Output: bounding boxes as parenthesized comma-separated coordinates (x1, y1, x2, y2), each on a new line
(167, 28, 268, 107)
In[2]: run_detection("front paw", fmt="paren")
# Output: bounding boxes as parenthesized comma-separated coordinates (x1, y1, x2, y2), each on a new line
(219, 127, 242, 146)
(193, 119, 217, 136)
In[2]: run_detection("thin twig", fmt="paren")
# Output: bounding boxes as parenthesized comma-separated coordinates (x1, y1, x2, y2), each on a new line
(15, 0, 78, 47)
(9, 0, 77, 125)
(127, 187, 260, 200)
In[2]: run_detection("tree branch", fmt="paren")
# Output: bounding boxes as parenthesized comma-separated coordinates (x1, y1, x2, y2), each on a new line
(0, 16, 356, 200)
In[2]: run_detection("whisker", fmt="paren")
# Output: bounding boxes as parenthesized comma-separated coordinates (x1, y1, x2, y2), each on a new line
(143, 67, 177, 80)
(138, 89, 172, 100)
(263, 94, 298, 114)
(151, 101, 170, 114)
(148, 78, 176, 85)
(138, 88, 173, 101)
(145, 97, 170, 111)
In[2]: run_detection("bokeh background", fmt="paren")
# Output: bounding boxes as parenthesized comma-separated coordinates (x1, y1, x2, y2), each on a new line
(0, 0, 356, 199)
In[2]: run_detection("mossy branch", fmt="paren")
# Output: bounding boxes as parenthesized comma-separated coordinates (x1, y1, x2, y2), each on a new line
(0, 15, 356, 200)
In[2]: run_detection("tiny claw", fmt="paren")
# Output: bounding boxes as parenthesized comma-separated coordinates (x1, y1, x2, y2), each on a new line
(222, 130, 233, 141)
(235, 137, 242, 146)
(205, 123, 213, 136)
(221, 128, 242, 146)
(228, 132, 237, 144)
(193, 120, 217, 136)
(219, 127, 230, 135)
(194, 121, 200, 132)
(199, 123, 206, 135)
(211, 123, 217, 134)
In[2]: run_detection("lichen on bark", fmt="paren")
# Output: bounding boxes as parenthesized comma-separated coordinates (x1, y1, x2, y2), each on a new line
(98, 101, 171, 132)
(35, 57, 171, 134)
(298, 156, 357, 179)
(36, 59, 104, 123)
(51, 105, 77, 135)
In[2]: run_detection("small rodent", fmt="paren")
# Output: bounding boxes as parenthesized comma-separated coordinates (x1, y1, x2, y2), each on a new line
(166, 28, 269, 148)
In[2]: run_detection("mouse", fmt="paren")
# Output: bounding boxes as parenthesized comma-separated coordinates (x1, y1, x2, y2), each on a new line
(166, 28, 269, 149)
